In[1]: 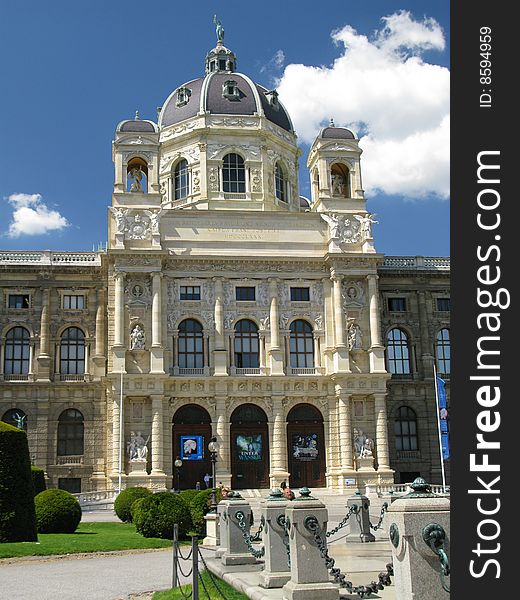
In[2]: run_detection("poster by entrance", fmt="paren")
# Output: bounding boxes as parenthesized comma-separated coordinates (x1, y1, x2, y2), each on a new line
(180, 435, 204, 460)
(236, 434, 262, 461)
(292, 433, 319, 461)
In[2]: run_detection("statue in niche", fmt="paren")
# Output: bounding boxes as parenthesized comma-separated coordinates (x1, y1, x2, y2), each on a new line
(354, 428, 367, 458)
(354, 213, 378, 240)
(331, 173, 345, 196)
(13, 412, 26, 430)
(127, 431, 150, 461)
(361, 437, 375, 458)
(347, 319, 362, 350)
(129, 166, 143, 192)
(130, 324, 145, 350)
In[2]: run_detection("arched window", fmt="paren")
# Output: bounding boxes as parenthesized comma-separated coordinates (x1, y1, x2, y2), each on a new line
(330, 163, 350, 198)
(394, 406, 419, 451)
(178, 319, 204, 369)
(2, 408, 27, 431)
(275, 163, 287, 202)
(223, 153, 245, 193)
(174, 159, 189, 199)
(436, 328, 451, 376)
(4, 327, 30, 375)
(57, 409, 84, 456)
(60, 327, 85, 375)
(127, 157, 148, 193)
(386, 328, 411, 375)
(290, 320, 314, 368)
(234, 319, 259, 368)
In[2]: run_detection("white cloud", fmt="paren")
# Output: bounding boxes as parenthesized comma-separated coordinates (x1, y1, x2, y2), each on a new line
(5, 193, 69, 237)
(276, 11, 449, 199)
(261, 49, 285, 76)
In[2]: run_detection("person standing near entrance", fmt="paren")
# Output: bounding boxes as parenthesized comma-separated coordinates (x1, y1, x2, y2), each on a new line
(195, 481, 201, 490)
(204, 473, 212, 488)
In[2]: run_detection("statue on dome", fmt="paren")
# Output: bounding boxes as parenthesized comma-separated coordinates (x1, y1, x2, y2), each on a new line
(214, 15, 225, 44)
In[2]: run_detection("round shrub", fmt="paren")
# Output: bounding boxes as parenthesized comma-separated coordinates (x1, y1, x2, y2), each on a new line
(130, 496, 147, 523)
(0, 421, 37, 542)
(190, 488, 223, 536)
(35, 489, 82, 533)
(114, 486, 152, 523)
(179, 489, 199, 506)
(31, 466, 47, 497)
(133, 492, 192, 539)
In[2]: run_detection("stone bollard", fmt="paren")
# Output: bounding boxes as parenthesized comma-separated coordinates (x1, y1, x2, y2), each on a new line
(203, 511, 220, 546)
(347, 492, 375, 542)
(282, 488, 339, 600)
(215, 499, 228, 558)
(260, 489, 290, 589)
(388, 477, 450, 600)
(219, 491, 258, 566)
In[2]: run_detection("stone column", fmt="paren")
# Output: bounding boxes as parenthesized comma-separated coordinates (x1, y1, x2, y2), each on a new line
(216, 395, 231, 486)
(313, 333, 321, 368)
(114, 272, 125, 348)
(337, 392, 354, 474)
(151, 395, 165, 475)
(417, 291, 434, 377)
(112, 391, 123, 476)
(373, 393, 391, 471)
(83, 342, 89, 376)
(269, 397, 289, 486)
(151, 272, 162, 347)
(367, 274, 385, 372)
(94, 288, 106, 358)
(269, 279, 280, 350)
(331, 272, 349, 372)
(39, 288, 50, 358)
(214, 278, 225, 349)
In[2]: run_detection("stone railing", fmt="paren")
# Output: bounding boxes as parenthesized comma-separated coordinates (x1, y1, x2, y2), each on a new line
(234, 367, 262, 376)
(397, 450, 422, 460)
(73, 490, 118, 505)
(56, 455, 84, 466)
(380, 256, 450, 271)
(289, 367, 321, 375)
(0, 250, 102, 266)
(59, 374, 87, 382)
(2, 374, 30, 381)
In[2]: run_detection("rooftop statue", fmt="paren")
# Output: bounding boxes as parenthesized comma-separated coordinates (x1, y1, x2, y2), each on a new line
(214, 15, 224, 44)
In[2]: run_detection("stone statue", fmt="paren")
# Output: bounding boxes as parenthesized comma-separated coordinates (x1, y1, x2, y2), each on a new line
(320, 213, 341, 239)
(13, 412, 26, 430)
(361, 437, 375, 458)
(354, 428, 366, 458)
(347, 319, 362, 350)
(150, 211, 160, 235)
(214, 15, 224, 43)
(331, 173, 345, 196)
(127, 431, 150, 461)
(129, 166, 143, 192)
(111, 207, 127, 233)
(130, 324, 145, 350)
(354, 213, 378, 240)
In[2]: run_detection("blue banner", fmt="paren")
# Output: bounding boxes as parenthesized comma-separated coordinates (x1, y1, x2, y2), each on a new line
(436, 376, 450, 460)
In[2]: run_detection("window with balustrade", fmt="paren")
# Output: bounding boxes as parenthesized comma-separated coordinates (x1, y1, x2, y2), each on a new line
(234, 319, 259, 369)
(4, 326, 30, 375)
(386, 328, 411, 375)
(57, 409, 84, 456)
(394, 406, 419, 451)
(289, 320, 314, 368)
(435, 328, 451, 377)
(178, 319, 204, 369)
(223, 153, 246, 193)
(60, 327, 85, 375)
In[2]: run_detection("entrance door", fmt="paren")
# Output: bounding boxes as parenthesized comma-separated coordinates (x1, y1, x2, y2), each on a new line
(287, 404, 326, 488)
(172, 404, 212, 490)
(230, 404, 269, 489)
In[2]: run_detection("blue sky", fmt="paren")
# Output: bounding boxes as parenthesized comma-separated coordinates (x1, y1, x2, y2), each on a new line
(0, 0, 449, 256)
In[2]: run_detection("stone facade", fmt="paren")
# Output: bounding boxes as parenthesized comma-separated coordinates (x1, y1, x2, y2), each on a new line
(0, 33, 449, 493)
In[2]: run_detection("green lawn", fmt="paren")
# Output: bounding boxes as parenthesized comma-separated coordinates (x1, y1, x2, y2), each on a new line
(0, 522, 174, 558)
(153, 570, 248, 600)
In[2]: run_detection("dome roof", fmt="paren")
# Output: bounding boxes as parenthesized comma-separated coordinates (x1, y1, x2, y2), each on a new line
(117, 114, 158, 133)
(159, 72, 293, 132)
(319, 126, 355, 140)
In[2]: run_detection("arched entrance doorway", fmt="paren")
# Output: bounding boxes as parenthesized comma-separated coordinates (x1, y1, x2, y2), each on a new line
(230, 404, 269, 489)
(172, 405, 212, 490)
(287, 404, 326, 488)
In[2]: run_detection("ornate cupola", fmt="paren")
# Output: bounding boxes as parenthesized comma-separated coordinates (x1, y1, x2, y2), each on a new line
(205, 16, 237, 74)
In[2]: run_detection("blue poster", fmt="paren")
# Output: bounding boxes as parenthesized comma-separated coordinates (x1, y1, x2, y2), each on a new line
(180, 435, 204, 461)
(436, 376, 450, 460)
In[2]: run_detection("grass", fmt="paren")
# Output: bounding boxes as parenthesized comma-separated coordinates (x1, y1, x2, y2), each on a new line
(153, 570, 248, 600)
(0, 522, 175, 558)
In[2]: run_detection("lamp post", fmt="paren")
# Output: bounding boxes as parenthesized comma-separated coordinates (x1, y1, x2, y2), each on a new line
(208, 436, 219, 513)
(174, 457, 183, 493)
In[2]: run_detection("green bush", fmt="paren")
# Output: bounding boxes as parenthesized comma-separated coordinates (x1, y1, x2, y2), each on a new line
(179, 489, 199, 506)
(130, 496, 147, 523)
(34, 489, 82, 534)
(189, 488, 223, 536)
(114, 487, 152, 523)
(133, 492, 192, 539)
(31, 466, 47, 497)
(0, 421, 37, 542)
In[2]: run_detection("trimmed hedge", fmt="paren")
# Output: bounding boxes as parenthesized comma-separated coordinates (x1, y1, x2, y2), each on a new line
(35, 489, 82, 533)
(0, 421, 37, 542)
(190, 488, 223, 536)
(133, 492, 192, 539)
(31, 466, 47, 497)
(114, 487, 152, 523)
(179, 489, 199, 506)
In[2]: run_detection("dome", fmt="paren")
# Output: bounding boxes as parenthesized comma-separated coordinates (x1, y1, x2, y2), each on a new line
(117, 112, 158, 133)
(159, 72, 294, 132)
(319, 126, 355, 140)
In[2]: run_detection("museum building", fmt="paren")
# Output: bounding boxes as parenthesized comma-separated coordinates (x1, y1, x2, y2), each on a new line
(0, 30, 450, 493)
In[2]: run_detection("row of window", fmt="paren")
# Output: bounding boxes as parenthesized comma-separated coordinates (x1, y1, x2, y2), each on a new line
(387, 327, 450, 376)
(179, 286, 310, 302)
(388, 297, 450, 312)
(6, 294, 85, 310)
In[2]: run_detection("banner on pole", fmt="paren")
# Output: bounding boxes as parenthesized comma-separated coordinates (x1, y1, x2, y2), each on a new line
(436, 376, 450, 460)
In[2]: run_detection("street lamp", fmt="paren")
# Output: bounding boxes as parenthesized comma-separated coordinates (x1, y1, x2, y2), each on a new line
(208, 436, 219, 512)
(174, 457, 183, 493)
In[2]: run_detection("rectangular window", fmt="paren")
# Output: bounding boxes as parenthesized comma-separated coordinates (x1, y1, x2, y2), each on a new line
(236, 286, 255, 301)
(63, 295, 85, 310)
(58, 478, 81, 494)
(388, 297, 406, 312)
(290, 287, 310, 302)
(180, 286, 201, 301)
(437, 297, 451, 312)
(8, 294, 30, 309)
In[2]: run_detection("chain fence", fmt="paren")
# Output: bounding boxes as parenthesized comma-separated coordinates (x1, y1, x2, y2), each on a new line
(235, 510, 265, 558)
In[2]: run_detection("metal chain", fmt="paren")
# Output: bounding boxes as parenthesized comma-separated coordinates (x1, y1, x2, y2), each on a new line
(175, 569, 193, 600)
(178, 545, 194, 561)
(277, 514, 291, 568)
(235, 510, 265, 558)
(304, 515, 393, 598)
(423, 524, 450, 593)
(250, 515, 265, 542)
(326, 505, 359, 537)
(198, 549, 230, 600)
(369, 502, 389, 531)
